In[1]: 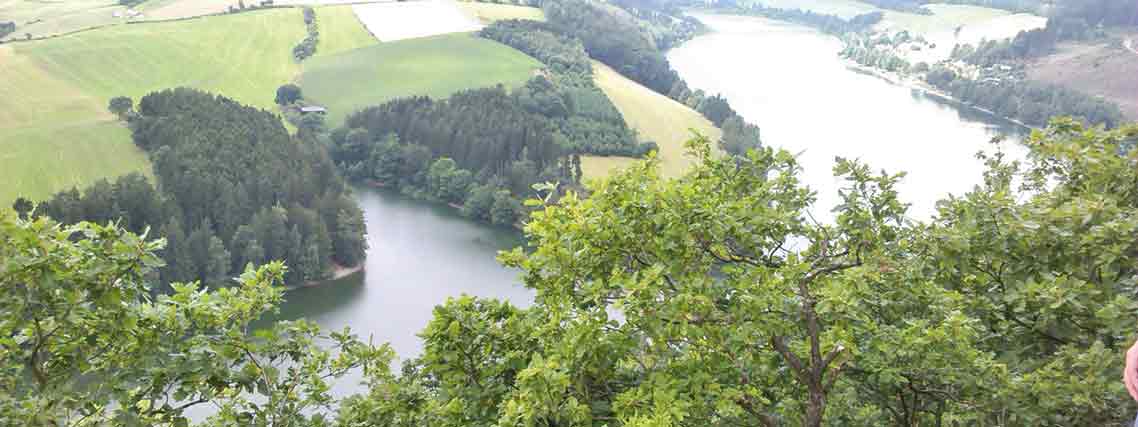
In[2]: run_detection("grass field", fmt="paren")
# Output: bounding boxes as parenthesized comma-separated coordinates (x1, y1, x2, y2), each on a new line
(1, 9, 307, 203)
(457, 2, 545, 23)
(582, 61, 721, 180)
(0, 0, 127, 41)
(313, 5, 378, 58)
(298, 33, 541, 127)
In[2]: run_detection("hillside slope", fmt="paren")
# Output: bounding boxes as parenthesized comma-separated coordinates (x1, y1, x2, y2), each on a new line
(1, 9, 307, 203)
(582, 61, 722, 179)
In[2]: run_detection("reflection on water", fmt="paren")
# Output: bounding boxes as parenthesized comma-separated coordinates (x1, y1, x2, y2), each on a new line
(669, 13, 1028, 219)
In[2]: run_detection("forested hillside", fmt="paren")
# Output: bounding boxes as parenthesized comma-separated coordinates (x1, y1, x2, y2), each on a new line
(926, 65, 1126, 127)
(480, 20, 649, 157)
(541, 0, 761, 155)
(30, 88, 367, 286)
(330, 86, 578, 226)
(6, 121, 1138, 426)
(954, 0, 1138, 65)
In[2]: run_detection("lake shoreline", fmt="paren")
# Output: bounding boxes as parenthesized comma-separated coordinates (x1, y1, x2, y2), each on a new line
(289, 262, 365, 290)
(840, 60, 1032, 131)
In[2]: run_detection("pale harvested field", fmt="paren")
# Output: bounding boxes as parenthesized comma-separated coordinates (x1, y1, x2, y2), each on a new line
(457, 2, 544, 23)
(1027, 36, 1138, 120)
(142, 0, 235, 20)
(581, 61, 721, 180)
(352, 0, 482, 41)
(275, 0, 393, 4)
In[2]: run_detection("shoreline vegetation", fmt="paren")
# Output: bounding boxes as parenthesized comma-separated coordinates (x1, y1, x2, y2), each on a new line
(841, 57, 1032, 129)
(681, 4, 1127, 130)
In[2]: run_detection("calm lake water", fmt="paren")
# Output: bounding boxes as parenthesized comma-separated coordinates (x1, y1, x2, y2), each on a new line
(272, 188, 531, 360)
(276, 11, 1029, 362)
(669, 13, 1027, 219)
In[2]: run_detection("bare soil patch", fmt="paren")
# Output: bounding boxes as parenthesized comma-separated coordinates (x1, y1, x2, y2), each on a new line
(1027, 35, 1138, 120)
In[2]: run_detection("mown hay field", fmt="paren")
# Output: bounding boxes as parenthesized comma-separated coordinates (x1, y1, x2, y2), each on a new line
(581, 61, 721, 180)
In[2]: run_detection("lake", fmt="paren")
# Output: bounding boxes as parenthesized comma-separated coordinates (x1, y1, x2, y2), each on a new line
(669, 13, 1026, 220)
(272, 188, 532, 360)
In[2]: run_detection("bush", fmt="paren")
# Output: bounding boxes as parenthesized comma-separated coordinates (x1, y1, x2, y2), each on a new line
(275, 84, 302, 106)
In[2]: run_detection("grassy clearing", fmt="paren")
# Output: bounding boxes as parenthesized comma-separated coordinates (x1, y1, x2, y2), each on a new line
(0, 45, 150, 203)
(0, 123, 149, 204)
(313, 5, 378, 58)
(2, 9, 307, 203)
(582, 61, 721, 180)
(298, 33, 541, 127)
(457, 2, 545, 24)
(18, 8, 305, 110)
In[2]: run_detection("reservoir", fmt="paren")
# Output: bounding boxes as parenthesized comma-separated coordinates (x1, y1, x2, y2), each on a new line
(669, 13, 1027, 219)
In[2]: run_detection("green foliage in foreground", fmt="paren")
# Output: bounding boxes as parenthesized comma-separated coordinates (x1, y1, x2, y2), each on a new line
(0, 217, 393, 426)
(4, 120, 1138, 426)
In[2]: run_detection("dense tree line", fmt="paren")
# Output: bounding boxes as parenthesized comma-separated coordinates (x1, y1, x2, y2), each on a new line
(954, 0, 1137, 66)
(330, 86, 581, 226)
(608, 0, 707, 49)
(480, 20, 649, 156)
(840, 32, 915, 72)
(926, 65, 1125, 127)
(1054, 0, 1138, 28)
(704, 1, 884, 35)
(539, 0, 763, 155)
(10, 120, 1138, 426)
(35, 88, 366, 286)
(293, 7, 318, 61)
(543, 0, 681, 95)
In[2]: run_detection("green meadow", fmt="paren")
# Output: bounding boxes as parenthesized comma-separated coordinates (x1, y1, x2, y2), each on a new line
(1, 9, 307, 203)
(313, 5, 378, 58)
(298, 33, 541, 127)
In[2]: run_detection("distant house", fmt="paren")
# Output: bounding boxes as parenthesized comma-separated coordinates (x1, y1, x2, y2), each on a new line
(299, 106, 327, 114)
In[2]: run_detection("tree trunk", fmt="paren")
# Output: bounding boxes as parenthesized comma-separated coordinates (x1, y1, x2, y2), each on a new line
(805, 387, 826, 427)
